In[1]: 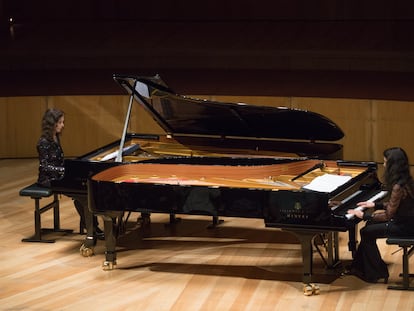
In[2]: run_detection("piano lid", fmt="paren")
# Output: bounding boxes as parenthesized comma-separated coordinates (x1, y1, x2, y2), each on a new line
(113, 74, 344, 142)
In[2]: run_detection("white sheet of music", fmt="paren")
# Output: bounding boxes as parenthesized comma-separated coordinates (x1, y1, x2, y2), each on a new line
(302, 174, 352, 192)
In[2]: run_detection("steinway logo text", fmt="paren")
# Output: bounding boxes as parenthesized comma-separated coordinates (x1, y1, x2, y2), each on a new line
(280, 202, 309, 219)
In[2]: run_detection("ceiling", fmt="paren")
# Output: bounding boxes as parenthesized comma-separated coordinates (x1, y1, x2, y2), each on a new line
(1, 0, 414, 99)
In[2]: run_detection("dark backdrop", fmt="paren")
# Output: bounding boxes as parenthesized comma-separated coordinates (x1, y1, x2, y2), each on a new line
(1, 0, 413, 99)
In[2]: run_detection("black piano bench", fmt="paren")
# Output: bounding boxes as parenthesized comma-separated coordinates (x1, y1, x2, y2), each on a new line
(20, 183, 73, 243)
(386, 236, 414, 290)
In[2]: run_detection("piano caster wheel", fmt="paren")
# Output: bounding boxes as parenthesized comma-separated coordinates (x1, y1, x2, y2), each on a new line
(102, 260, 116, 271)
(303, 283, 320, 296)
(303, 284, 313, 296)
(311, 284, 320, 295)
(80, 244, 94, 257)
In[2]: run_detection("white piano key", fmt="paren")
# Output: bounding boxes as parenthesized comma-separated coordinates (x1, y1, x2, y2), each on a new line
(345, 190, 388, 219)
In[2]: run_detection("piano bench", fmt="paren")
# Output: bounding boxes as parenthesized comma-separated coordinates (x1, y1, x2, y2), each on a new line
(20, 183, 73, 243)
(386, 236, 414, 291)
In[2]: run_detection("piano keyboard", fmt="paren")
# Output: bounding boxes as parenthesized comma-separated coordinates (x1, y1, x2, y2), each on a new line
(331, 190, 363, 212)
(345, 190, 388, 219)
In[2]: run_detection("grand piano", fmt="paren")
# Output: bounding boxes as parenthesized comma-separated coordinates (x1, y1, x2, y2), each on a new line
(51, 73, 344, 243)
(54, 74, 386, 294)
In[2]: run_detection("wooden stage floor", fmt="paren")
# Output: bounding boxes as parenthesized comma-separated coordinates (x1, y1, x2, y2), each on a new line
(1, 159, 413, 310)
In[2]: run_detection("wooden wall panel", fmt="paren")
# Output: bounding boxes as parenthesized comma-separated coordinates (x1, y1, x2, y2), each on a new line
(128, 100, 165, 137)
(291, 97, 373, 161)
(44, 95, 165, 157)
(0, 96, 46, 158)
(46, 95, 129, 156)
(372, 100, 414, 164)
(1, 95, 414, 167)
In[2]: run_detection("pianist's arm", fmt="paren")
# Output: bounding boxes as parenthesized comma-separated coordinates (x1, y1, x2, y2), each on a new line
(350, 184, 403, 221)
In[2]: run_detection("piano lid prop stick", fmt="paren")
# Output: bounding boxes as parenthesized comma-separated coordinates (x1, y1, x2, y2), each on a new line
(100, 144, 139, 162)
(115, 88, 135, 162)
(291, 161, 325, 181)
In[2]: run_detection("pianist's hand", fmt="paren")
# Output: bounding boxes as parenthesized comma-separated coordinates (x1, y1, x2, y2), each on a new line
(347, 209, 364, 219)
(347, 201, 375, 219)
(356, 201, 375, 209)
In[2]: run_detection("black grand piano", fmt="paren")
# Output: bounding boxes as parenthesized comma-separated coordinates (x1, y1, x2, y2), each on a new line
(51, 73, 345, 242)
(54, 74, 386, 294)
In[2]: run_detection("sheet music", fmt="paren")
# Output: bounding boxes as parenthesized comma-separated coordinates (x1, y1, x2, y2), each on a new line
(302, 174, 352, 193)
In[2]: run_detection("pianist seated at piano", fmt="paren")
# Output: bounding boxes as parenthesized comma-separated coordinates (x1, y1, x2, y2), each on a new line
(346, 147, 414, 283)
(36, 108, 104, 239)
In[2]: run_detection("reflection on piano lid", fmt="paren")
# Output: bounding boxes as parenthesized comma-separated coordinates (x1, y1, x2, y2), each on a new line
(113, 74, 345, 143)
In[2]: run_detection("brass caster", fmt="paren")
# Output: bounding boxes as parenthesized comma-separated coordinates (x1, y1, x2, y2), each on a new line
(303, 284, 313, 296)
(79, 244, 94, 257)
(311, 283, 320, 295)
(102, 260, 116, 271)
(303, 283, 320, 296)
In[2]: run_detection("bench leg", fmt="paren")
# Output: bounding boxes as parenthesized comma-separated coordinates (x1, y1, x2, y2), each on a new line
(53, 193, 61, 230)
(388, 246, 414, 290)
(51, 194, 74, 235)
(22, 198, 55, 243)
(22, 195, 73, 243)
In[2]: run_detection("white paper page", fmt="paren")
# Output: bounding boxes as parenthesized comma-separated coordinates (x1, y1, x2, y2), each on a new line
(302, 174, 352, 193)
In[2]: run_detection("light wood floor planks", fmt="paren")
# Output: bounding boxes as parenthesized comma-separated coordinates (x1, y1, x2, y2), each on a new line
(1, 159, 414, 311)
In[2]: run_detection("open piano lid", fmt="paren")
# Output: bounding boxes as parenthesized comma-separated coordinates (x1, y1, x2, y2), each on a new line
(113, 74, 344, 142)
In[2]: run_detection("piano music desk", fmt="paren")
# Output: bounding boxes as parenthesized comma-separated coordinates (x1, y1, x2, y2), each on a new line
(20, 183, 73, 243)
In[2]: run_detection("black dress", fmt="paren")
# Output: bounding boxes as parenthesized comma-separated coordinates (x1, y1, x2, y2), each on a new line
(36, 135, 101, 235)
(350, 184, 414, 283)
(37, 136, 65, 187)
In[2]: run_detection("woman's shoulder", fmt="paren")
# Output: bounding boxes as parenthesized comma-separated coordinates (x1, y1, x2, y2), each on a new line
(391, 183, 412, 199)
(37, 136, 54, 149)
(392, 181, 414, 190)
(392, 184, 402, 190)
(390, 183, 406, 193)
(37, 136, 52, 144)
(37, 136, 47, 144)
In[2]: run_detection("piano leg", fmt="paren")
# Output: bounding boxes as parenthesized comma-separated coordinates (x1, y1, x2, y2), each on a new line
(323, 232, 340, 268)
(206, 216, 224, 229)
(74, 195, 96, 257)
(347, 225, 358, 258)
(163, 213, 182, 228)
(137, 212, 151, 226)
(332, 232, 340, 265)
(102, 212, 122, 270)
(284, 229, 323, 296)
(169, 213, 181, 224)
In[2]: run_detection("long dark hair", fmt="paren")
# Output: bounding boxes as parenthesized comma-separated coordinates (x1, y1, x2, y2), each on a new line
(383, 147, 414, 197)
(41, 108, 64, 141)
